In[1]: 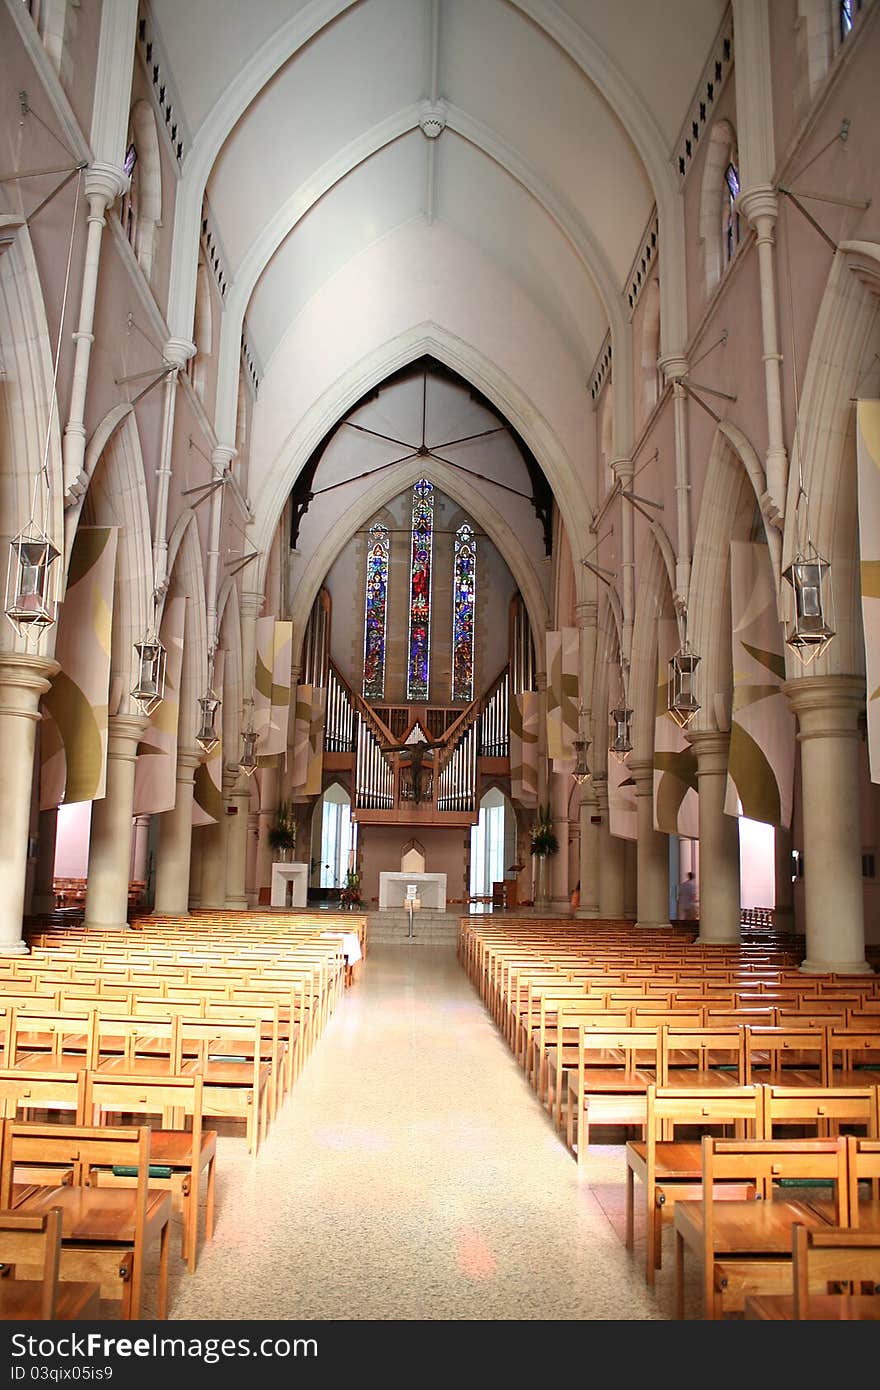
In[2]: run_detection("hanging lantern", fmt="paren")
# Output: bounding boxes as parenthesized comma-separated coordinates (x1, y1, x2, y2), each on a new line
(782, 543, 835, 665)
(609, 702, 634, 761)
(5, 524, 60, 637)
(572, 735, 592, 785)
(668, 642, 701, 729)
(195, 688, 221, 754)
(131, 634, 166, 717)
(239, 725, 258, 777)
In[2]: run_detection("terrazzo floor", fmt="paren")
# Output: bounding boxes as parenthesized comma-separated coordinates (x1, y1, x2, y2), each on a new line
(155, 944, 701, 1321)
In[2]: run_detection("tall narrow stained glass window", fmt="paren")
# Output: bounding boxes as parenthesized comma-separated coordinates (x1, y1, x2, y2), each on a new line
(362, 523, 389, 699)
(452, 523, 477, 702)
(406, 479, 434, 701)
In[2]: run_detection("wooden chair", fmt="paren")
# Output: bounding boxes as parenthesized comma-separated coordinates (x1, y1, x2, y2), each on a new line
(625, 1084, 764, 1286)
(658, 1025, 747, 1089)
(673, 1135, 850, 1318)
(0, 1120, 172, 1319)
(763, 1084, 877, 1141)
(826, 1026, 880, 1088)
(0, 1207, 100, 1320)
(744, 1026, 828, 1087)
(83, 1070, 216, 1274)
(744, 1220, 880, 1319)
(566, 1026, 660, 1168)
(846, 1135, 880, 1232)
(177, 1017, 272, 1154)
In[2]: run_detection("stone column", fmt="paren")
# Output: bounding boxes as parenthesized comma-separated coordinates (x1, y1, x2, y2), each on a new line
(629, 758, 670, 929)
(784, 676, 870, 973)
(153, 747, 201, 915)
(31, 807, 59, 915)
(688, 730, 741, 944)
(595, 776, 626, 917)
(623, 840, 638, 919)
(255, 762, 279, 906)
(188, 828, 204, 910)
(245, 810, 260, 907)
(198, 813, 228, 911)
(130, 814, 150, 883)
(83, 714, 146, 931)
(549, 771, 570, 910)
(224, 772, 251, 910)
(0, 655, 58, 952)
(576, 782, 600, 917)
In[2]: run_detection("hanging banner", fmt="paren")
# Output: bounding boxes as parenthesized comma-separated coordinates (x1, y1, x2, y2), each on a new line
(40, 526, 118, 809)
(253, 617, 292, 757)
(724, 541, 796, 824)
(192, 650, 225, 826)
(608, 751, 637, 840)
(132, 596, 186, 815)
(653, 618, 699, 836)
(305, 686, 326, 796)
(546, 627, 579, 771)
(857, 400, 880, 783)
(509, 690, 539, 807)
(290, 682, 313, 791)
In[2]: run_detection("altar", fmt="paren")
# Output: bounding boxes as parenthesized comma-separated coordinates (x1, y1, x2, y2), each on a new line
(270, 861, 309, 908)
(378, 871, 447, 911)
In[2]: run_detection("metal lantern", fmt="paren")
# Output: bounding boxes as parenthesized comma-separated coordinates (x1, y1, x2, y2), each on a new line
(195, 688, 221, 754)
(5, 524, 59, 636)
(668, 642, 701, 729)
(131, 635, 167, 717)
(782, 544, 835, 665)
(239, 725, 259, 777)
(609, 702, 634, 761)
(572, 735, 592, 785)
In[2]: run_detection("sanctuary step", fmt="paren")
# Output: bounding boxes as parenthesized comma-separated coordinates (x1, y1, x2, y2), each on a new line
(365, 910, 462, 945)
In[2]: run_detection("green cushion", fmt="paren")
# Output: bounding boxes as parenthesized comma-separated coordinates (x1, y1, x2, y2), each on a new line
(777, 1178, 835, 1188)
(111, 1165, 173, 1179)
(207, 1053, 249, 1063)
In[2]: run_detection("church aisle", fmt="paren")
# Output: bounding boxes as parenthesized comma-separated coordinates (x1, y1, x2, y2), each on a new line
(166, 943, 670, 1321)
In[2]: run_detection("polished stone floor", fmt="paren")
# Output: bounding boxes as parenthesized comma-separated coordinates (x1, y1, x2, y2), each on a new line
(159, 944, 697, 1321)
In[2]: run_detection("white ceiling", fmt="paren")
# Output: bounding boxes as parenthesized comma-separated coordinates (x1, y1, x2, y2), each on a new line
(151, 0, 728, 378)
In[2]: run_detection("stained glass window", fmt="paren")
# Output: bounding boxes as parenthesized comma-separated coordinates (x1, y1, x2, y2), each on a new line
(406, 479, 434, 701)
(362, 523, 389, 699)
(724, 161, 741, 264)
(452, 523, 476, 702)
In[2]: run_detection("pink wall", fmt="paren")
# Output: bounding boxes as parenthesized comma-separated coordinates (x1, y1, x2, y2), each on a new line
(54, 802, 91, 877)
(356, 824, 471, 908)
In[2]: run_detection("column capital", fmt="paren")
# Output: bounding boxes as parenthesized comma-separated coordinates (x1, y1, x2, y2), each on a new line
(240, 589, 265, 620)
(163, 337, 196, 369)
(686, 728, 732, 776)
(535, 670, 548, 692)
(574, 600, 598, 628)
(175, 746, 203, 780)
(783, 674, 866, 739)
(212, 443, 237, 474)
(0, 654, 59, 718)
(627, 757, 655, 795)
(106, 713, 148, 762)
(84, 161, 128, 206)
(738, 184, 778, 230)
(658, 353, 689, 385)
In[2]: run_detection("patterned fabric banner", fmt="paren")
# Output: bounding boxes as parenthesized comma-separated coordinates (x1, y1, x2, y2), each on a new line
(653, 618, 699, 837)
(253, 618, 292, 757)
(290, 682, 313, 791)
(546, 627, 579, 771)
(509, 690, 539, 807)
(723, 541, 796, 824)
(40, 527, 118, 808)
(857, 400, 880, 784)
(305, 686, 326, 796)
(192, 649, 225, 826)
(132, 596, 186, 815)
(608, 751, 637, 840)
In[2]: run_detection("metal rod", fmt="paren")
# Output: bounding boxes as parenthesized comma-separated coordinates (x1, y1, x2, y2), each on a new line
(679, 378, 738, 402)
(677, 379, 724, 425)
(116, 365, 171, 385)
(779, 184, 870, 210)
(25, 164, 87, 221)
(778, 189, 837, 251)
(0, 160, 86, 183)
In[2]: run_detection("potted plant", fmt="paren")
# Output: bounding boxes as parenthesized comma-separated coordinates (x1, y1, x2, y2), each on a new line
(339, 869, 362, 910)
(268, 799, 297, 861)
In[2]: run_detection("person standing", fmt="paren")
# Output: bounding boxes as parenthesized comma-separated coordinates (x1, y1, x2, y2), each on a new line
(677, 871, 699, 921)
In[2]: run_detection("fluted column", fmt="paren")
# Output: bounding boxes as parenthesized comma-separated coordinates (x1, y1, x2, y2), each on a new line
(255, 762, 279, 906)
(245, 810, 260, 907)
(629, 758, 670, 929)
(595, 776, 626, 917)
(688, 730, 741, 944)
(83, 714, 147, 931)
(153, 747, 201, 915)
(224, 773, 251, 910)
(784, 676, 870, 973)
(0, 655, 58, 952)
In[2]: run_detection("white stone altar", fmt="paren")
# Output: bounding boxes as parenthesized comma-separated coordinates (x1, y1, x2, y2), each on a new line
(270, 861, 309, 908)
(378, 871, 447, 911)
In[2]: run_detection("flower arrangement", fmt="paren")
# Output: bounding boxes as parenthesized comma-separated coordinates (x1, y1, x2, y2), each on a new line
(339, 869, 362, 909)
(530, 803, 559, 857)
(267, 798, 297, 856)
